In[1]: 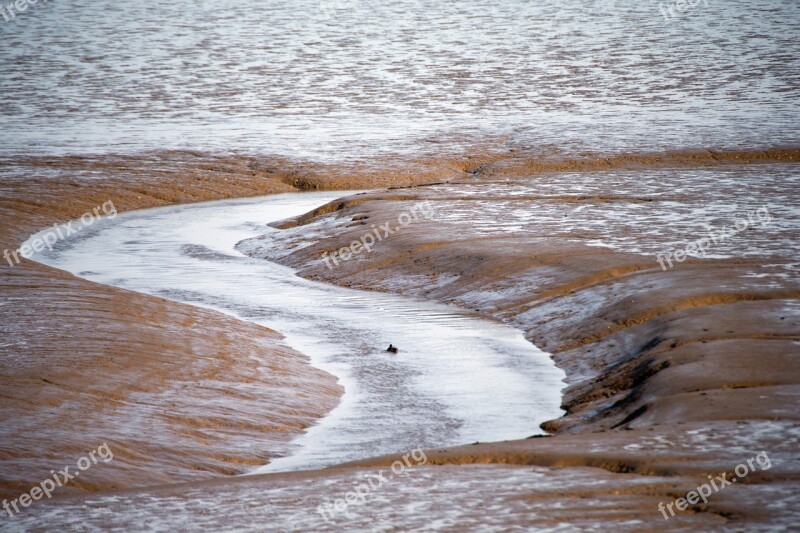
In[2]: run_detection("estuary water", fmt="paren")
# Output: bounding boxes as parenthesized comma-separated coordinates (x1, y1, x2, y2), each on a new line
(25, 192, 565, 472)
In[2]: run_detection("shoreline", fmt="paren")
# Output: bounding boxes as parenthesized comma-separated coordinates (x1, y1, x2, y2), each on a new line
(252, 168, 798, 432)
(236, 154, 799, 526)
(1, 146, 798, 527)
(0, 165, 343, 498)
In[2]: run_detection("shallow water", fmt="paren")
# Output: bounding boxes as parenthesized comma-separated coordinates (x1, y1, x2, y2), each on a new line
(1, 0, 798, 159)
(1, 464, 720, 532)
(25, 192, 565, 472)
(425, 165, 800, 267)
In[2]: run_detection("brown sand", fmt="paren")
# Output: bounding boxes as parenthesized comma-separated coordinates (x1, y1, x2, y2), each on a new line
(0, 148, 495, 497)
(0, 155, 334, 498)
(237, 153, 800, 527)
(1, 147, 798, 528)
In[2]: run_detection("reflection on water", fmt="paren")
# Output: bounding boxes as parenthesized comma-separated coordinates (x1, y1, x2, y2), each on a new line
(27, 192, 565, 472)
(425, 165, 800, 266)
(1, 0, 798, 159)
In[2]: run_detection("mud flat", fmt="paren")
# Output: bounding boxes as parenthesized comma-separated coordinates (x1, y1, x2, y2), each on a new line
(235, 154, 800, 528)
(1, 147, 798, 530)
(0, 148, 527, 496)
(24, 192, 565, 474)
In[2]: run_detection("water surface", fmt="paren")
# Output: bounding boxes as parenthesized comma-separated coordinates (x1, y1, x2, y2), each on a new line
(27, 192, 565, 471)
(2, 0, 798, 159)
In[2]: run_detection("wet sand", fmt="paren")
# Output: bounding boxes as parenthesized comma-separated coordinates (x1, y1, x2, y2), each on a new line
(25, 192, 566, 473)
(1, 147, 798, 529)
(0, 149, 498, 497)
(236, 151, 800, 527)
(0, 155, 340, 497)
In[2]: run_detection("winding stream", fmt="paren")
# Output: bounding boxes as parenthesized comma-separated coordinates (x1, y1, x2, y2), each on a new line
(26, 192, 565, 472)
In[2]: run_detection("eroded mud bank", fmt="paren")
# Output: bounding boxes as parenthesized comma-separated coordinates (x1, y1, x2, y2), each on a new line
(1, 148, 798, 528)
(0, 157, 344, 498)
(235, 158, 800, 527)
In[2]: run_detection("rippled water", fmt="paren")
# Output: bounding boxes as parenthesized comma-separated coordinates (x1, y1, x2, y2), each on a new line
(25, 193, 565, 471)
(1, 0, 798, 159)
